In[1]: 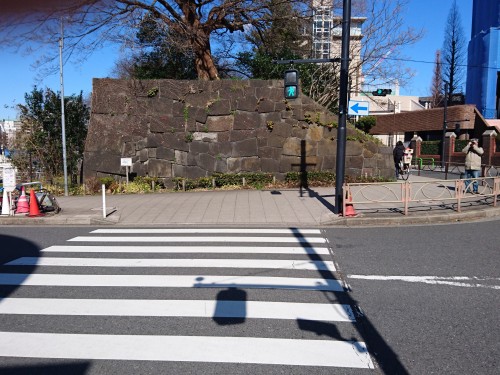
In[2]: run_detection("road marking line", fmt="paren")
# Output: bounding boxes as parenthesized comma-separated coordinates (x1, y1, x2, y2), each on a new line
(41, 245, 330, 255)
(348, 275, 500, 290)
(0, 274, 344, 291)
(91, 228, 322, 235)
(68, 236, 327, 244)
(0, 298, 355, 321)
(6, 257, 336, 271)
(0, 332, 373, 368)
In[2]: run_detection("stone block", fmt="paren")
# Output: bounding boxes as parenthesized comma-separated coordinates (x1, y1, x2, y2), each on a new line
(267, 136, 286, 148)
(306, 125, 324, 142)
(347, 156, 364, 169)
(346, 141, 363, 156)
(236, 97, 259, 112)
(321, 156, 336, 171)
(241, 157, 261, 172)
(234, 112, 260, 130)
(175, 150, 189, 165)
(136, 139, 147, 151)
(232, 138, 258, 157)
(214, 158, 228, 173)
(148, 148, 157, 159)
(271, 121, 292, 138)
(147, 159, 172, 177)
(193, 132, 218, 142)
(139, 148, 149, 162)
(257, 99, 275, 113)
(208, 142, 232, 158)
(189, 141, 210, 155)
(184, 166, 208, 179)
(227, 158, 241, 173)
(207, 99, 232, 116)
(318, 139, 337, 156)
(132, 161, 147, 176)
(259, 146, 281, 159)
(261, 158, 280, 172)
(205, 115, 234, 131)
(282, 137, 302, 156)
(280, 155, 301, 172)
(122, 142, 136, 157)
(197, 153, 216, 172)
(157, 147, 174, 160)
(230, 130, 256, 142)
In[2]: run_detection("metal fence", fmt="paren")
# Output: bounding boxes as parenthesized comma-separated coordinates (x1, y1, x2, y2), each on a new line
(344, 176, 500, 216)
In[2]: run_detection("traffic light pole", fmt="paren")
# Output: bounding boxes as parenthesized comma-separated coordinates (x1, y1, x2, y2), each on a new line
(334, 0, 352, 215)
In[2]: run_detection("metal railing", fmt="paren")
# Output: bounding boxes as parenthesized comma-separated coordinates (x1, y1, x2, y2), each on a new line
(344, 176, 500, 216)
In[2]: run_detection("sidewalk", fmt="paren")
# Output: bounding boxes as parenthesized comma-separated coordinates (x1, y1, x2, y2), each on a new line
(1, 175, 499, 227)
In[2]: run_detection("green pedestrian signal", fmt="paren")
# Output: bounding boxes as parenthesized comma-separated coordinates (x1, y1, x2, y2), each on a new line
(372, 88, 392, 96)
(284, 70, 299, 99)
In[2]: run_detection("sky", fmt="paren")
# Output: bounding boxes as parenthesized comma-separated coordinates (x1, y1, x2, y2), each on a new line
(0, 0, 473, 120)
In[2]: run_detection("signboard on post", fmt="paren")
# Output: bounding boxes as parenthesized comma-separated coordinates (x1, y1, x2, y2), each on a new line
(120, 158, 132, 185)
(348, 100, 369, 116)
(3, 168, 16, 193)
(120, 158, 132, 167)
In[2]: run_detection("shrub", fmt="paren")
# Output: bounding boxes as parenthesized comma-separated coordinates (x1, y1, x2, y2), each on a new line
(421, 141, 440, 155)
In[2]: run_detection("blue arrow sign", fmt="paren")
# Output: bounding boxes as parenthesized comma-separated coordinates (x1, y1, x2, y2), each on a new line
(348, 100, 369, 116)
(350, 102, 368, 113)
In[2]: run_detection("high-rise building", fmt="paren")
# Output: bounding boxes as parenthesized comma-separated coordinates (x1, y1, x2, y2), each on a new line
(310, 1, 366, 94)
(466, 0, 500, 119)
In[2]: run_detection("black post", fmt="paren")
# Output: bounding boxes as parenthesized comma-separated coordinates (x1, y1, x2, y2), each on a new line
(441, 82, 448, 168)
(334, 0, 352, 214)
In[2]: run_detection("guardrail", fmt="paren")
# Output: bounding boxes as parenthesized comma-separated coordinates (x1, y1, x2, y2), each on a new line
(344, 176, 500, 216)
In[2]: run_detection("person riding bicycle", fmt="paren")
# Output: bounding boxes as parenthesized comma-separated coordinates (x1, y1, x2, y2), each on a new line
(393, 141, 405, 179)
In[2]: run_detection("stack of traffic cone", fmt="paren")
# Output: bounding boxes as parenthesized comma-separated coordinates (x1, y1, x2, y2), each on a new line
(15, 186, 30, 214)
(343, 190, 357, 217)
(27, 189, 44, 217)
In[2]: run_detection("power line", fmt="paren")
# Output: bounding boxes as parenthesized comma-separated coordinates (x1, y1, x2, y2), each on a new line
(382, 56, 499, 71)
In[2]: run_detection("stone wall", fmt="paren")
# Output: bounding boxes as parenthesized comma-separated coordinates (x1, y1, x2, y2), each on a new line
(83, 79, 393, 181)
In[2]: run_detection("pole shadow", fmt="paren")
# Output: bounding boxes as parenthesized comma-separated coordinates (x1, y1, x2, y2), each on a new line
(292, 229, 410, 374)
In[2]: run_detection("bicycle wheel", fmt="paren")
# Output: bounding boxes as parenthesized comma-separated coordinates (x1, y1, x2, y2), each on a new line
(401, 165, 410, 180)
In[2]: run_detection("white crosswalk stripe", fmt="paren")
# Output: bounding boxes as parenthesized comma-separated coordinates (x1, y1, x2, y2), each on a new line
(0, 227, 374, 371)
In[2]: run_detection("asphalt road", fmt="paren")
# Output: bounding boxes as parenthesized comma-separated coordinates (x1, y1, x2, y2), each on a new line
(0, 222, 498, 374)
(326, 219, 500, 374)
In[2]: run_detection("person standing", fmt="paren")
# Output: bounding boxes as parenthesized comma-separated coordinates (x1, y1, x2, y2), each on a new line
(462, 138, 484, 193)
(393, 141, 405, 179)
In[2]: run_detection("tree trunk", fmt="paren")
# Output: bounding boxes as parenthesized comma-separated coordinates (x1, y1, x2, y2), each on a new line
(192, 33, 219, 80)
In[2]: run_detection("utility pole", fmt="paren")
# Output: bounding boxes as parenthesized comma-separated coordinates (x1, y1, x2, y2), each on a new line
(334, 0, 351, 215)
(59, 18, 69, 196)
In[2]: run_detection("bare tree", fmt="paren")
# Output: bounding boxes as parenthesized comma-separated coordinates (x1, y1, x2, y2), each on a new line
(0, 0, 312, 80)
(430, 50, 443, 107)
(441, 0, 466, 104)
(304, 0, 423, 111)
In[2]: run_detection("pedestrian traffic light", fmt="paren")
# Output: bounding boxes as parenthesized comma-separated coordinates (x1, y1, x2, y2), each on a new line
(372, 88, 392, 96)
(284, 69, 299, 99)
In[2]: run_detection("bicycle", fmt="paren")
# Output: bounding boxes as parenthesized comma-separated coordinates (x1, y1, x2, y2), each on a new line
(398, 161, 411, 180)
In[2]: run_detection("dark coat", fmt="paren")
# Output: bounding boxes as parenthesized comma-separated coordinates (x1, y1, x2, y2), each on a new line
(393, 144, 405, 163)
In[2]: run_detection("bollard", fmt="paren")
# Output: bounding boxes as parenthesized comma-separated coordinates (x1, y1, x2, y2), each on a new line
(242, 177, 246, 186)
(212, 178, 216, 189)
(102, 184, 106, 219)
(182, 180, 186, 191)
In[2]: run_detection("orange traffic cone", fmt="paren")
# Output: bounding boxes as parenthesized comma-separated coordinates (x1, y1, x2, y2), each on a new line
(343, 191, 357, 217)
(15, 186, 30, 214)
(27, 189, 44, 217)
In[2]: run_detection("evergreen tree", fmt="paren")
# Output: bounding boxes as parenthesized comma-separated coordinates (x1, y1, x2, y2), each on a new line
(12, 87, 89, 183)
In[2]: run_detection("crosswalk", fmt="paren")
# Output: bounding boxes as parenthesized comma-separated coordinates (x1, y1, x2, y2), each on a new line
(0, 228, 374, 372)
